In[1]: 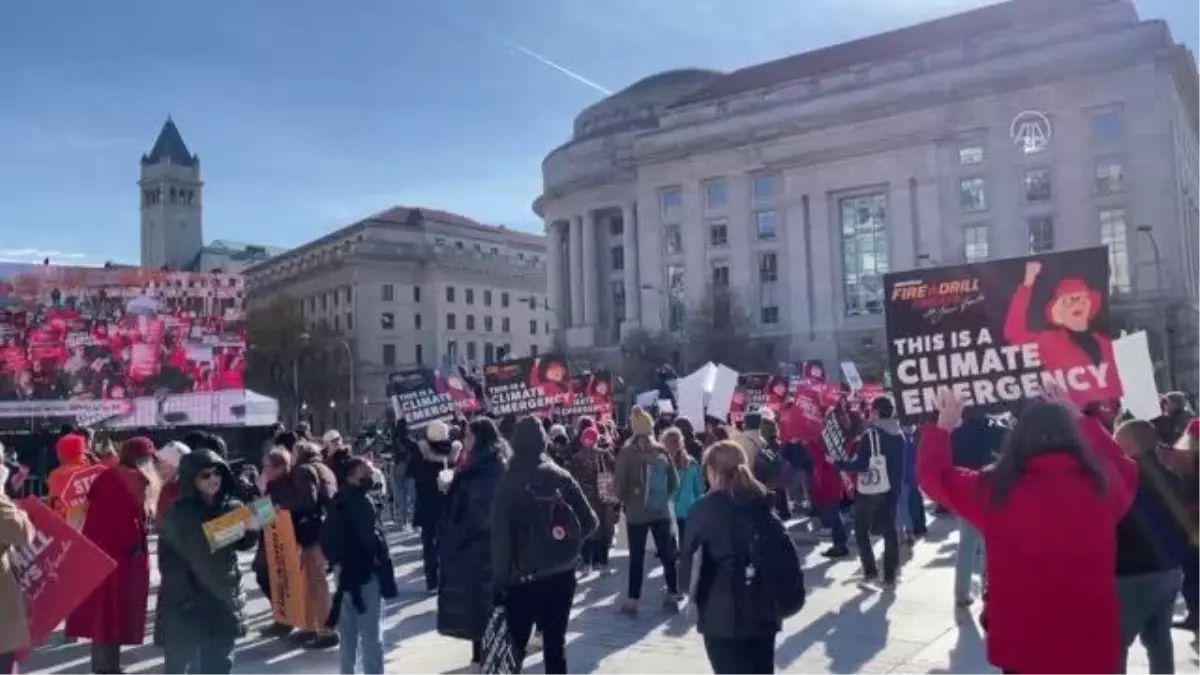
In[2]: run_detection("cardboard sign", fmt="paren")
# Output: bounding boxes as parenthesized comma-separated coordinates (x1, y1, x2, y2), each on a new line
(202, 505, 253, 551)
(59, 465, 106, 512)
(11, 498, 116, 651)
(264, 509, 307, 628)
(840, 361, 864, 391)
(1113, 331, 1160, 422)
(707, 365, 739, 422)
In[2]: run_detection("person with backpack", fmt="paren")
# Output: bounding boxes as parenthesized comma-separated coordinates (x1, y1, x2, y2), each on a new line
(286, 440, 340, 649)
(322, 457, 398, 675)
(615, 407, 682, 616)
(566, 426, 619, 576)
(661, 426, 705, 590)
(835, 395, 904, 586)
(493, 417, 597, 674)
(436, 417, 507, 672)
(682, 440, 804, 674)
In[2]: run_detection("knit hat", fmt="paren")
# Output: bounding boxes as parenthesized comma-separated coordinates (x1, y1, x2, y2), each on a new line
(55, 434, 88, 465)
(512, 416, 547, 459)
(426, 420, 450, 443)
(548, 424, 567, 440)
(155, 441, 191, 470)
(322, 429, 343, 446)
(580, 427, 599, 448)
(630, 407, 655, 437)
(119, 436, 157, 464)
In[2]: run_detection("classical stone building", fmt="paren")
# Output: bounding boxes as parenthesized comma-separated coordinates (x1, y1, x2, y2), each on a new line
(243, 206, 550, 428)
(535, 0, 1198, 390)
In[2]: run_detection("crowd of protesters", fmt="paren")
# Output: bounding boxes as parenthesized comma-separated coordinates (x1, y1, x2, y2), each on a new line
(0, 380, 1197, 674)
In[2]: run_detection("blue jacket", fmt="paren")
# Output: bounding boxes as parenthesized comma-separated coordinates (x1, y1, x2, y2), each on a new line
(674, 459, 706, 519)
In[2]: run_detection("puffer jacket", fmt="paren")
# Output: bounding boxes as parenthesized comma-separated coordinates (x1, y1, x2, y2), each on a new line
(436, 449, 504, 642)
(412, 438, 455, 529)
(155, 450, 257, 645)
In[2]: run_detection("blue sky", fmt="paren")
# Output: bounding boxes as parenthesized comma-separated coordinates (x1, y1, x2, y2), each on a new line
(0, 0, 1195, 266)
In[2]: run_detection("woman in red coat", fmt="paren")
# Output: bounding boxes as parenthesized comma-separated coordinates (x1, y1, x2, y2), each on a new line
(66, 436, 160, 674)
(918, 387, 1137, 674)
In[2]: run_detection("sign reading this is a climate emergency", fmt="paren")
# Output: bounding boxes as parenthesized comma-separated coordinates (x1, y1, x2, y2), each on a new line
(883, 247, 1122, 423)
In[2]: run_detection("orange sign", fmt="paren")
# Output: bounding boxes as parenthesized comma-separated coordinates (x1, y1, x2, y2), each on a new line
(263, 509, 307, 627)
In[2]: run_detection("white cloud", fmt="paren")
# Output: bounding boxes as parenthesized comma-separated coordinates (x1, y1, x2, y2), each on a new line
(0, 248, 102, 266)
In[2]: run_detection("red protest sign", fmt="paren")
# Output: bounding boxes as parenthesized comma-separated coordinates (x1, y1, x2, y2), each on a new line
(60, 465, 106, 511)
(10, 498, 116, 650)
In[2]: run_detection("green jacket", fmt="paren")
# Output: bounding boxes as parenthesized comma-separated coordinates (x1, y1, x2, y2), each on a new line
(614, 436, 679, 525)
(155, 449, 257, 642)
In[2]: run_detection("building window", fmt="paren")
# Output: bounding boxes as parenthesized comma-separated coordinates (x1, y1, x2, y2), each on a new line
(502, 317, 510, 333)
(530, 344, 539, 357)
(490, 246, 499, 256)
(483, 290, 492, 306)
(958, 144, 984, 165)
(466, 341, 477, 362)
(333, 315, 341, 332)
(415, 344, 423, 365)
(759, 252, 778, 283)
(381, 312, 395, 330)
(320, 294, 328, 311)
(964, 223, 989, 262)
(382, 344, 396, 367)
(613, 281, 626, 323)
(501, 292, 509, 308)
(446, 340, 457, 365)
(712, 263, 730, 288)
(1092, 109, 1122, 142)
(660, 188, 682, 222)
(841, 193, 888, 316)
(455, 241, 464, 250)
(466, 315, 475, 331)
(708, 219, 728, 247)
(959, 177, 987, 212)
(465, 288, 474, 305)
(446, 286, 455, 303)
(664, 224, 682, 256)
(346, 313, 353, 331)
(344, 287, 352, 303)
(611, 245, 624, 270)
(1023, 168, 1052, 203)
(528, 296, 537, 311)
(610, 218, 624, 237)
(484, 316, 493, 332)
(753, 174, 777, 202)
(704, 179, 727, 210)
(1028, 216, 1054, 253)
(333, 291, 340, 307)
(668, 265, 685, 332)
(761, 306, 779, 324)
(382, 284, 395, 302)
(1099, 208, 1130, 293)
(529, 320, 537, 335)
(413, 286, 421, 303)
(484, 342, 495, 364)
(414, 313, 422, 330)
(754, 210, 777, 240)
(1095, 157, 1124, 195)
(759, 253, 779, 325)
(447, 313, 456, 330)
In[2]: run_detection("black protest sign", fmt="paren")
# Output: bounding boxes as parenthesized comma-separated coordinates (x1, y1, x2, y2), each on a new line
(484, 355, 570, 416)
(883, 247, 1121, 423)
(558, 371, 614, 421)
(387, 368, 479, 427)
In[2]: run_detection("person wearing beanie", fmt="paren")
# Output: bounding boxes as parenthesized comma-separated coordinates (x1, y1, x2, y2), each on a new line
(413, 419, 456, 593)
(492, 417, 596, 674)
(47, 433, 96, 530)
(615, 406, 682, 616)
(67, 437, 161, 674)
(153, 441, 191, 530)
(567, 425, 619, 575)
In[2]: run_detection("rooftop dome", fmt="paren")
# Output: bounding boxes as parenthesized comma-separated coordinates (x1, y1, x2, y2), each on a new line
(571, 68, 724, 141)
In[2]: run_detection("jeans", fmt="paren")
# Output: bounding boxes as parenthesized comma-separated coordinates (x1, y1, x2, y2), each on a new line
(817, 504, 848, 548)
(853, 493, 898, 581)
(626, 518, 678, 599)
(702, 635, 776, 674)
(162, 627, 237, 674)
(420, 525, 440, 591)
(581, 538, 610, 566)
(907, 486, 927, 535)
(954, 519, 986, 602)
(507, 570, 577, 674)
(338, 579, 384, 674)
(1117, 569, 1181, 674)
(390, 475, 414, 525)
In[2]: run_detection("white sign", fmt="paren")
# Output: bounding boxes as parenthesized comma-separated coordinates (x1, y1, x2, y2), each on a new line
(1113, 331, 1160, 421)
(1010, 110, 1052, 154)
(840, 361, 864, 392)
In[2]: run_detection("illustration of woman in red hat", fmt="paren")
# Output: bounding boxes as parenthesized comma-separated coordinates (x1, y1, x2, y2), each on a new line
(1004, 260, 1121, 400)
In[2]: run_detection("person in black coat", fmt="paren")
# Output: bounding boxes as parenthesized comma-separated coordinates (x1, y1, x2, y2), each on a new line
(435, 418, 506, 670)
(412, 420, 457, 592)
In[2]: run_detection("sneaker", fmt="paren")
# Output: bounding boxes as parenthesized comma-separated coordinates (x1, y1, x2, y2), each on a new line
(1173, 614, 1199, 632)
(881, 577, 897, 589)
(288, 630, 316, 644)
(261, 622, 293, 638)
(577, 564, 593, 578)
(528, 631, 543, 654)
(305, 632, 339, 650)
(861, 570, 879, 582)
(662, 595, 682, 614)
(618, 597, 639, 618)
(821, 545, 850, 558)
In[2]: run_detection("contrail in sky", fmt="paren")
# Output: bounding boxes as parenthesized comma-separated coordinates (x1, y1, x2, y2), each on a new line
(494, 37, 613, 95)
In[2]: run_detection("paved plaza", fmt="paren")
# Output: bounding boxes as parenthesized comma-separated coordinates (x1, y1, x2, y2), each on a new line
(24, 512, 1200, 674)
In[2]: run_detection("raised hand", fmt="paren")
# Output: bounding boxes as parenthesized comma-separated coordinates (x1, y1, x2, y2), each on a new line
(935, 389, 964, 431)
(1023, 261, 1042, 287)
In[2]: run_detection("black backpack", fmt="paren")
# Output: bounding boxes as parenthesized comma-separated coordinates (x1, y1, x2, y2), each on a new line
(754, 444, 786, 486)
(732, 503, 805, 626)
(514, 472, 584, 583)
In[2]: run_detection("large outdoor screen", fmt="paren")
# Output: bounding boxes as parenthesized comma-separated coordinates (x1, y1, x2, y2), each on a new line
(0, 264, 248, 429)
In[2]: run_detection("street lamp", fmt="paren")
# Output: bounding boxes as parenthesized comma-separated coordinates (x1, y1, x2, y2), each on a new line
(1136, 224, 1173, 390)
(300, 332, 357, 426)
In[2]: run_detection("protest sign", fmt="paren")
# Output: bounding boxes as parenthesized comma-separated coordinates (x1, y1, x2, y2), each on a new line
(264, 508, 307, 627)
(675, 364, 714, 425)
(484, 355, 569, 415)
(884, 247, 1121, 423)
(55, 464, 106, 530)
(387, 367, 479, 428)
(558, 371, 614, 421)
(203, 505, 252, 551)
(1113, 331, 1160, 421)
(11, 498, 116, 651)
(840, 362, 864, 391)
(731, 373, 789, 422)
(707, 365, 739, 422)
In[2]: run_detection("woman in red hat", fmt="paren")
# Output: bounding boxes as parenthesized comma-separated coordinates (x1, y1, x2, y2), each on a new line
(67, 437, 161, 674)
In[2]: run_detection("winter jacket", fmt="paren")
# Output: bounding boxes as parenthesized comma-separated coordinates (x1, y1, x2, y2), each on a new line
(323, 481, 398, 624)
(288, 444, 337, 548)
(681, 490, 781, 639)
(614, 435, 678, 525)
(566, 446, 619, 545)
(0, 488, 34, 654)
(436, 450, 505, 641)
(951, 418, 1006, 470)
(837, 418, 904, 497)
(156, 450, 257, 644)
(413, 439, 455, 529)
(917, 417, 1137, 674)
(1116, 454, 1189, 576)
(46, 434, 93, 529)
(672, 458, 706, 520)
(325, 448, 353, 487)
